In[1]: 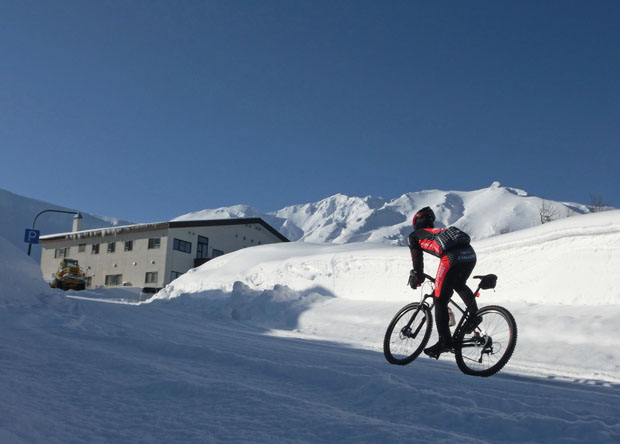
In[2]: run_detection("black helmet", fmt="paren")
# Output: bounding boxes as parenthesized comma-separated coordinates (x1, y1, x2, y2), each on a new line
(412, 206, 435, 230)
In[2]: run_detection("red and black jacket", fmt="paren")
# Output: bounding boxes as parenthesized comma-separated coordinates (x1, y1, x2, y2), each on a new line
(408, 227, 475, 276)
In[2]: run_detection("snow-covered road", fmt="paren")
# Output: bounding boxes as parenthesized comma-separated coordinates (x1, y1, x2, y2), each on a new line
(1, 295, 619, 444)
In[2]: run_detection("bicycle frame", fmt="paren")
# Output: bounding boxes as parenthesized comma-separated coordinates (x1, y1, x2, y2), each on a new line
(386, 271, 515, 375)
(403, 273, 488, 350)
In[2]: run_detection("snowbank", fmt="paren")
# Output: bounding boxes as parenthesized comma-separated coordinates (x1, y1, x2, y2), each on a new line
(154, 210, 620, 382)
(0, 235, 61, 308)
(158, 210, 620, 306)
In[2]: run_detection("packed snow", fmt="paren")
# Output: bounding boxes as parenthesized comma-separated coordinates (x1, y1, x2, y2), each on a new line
(1, 203, 619, 442)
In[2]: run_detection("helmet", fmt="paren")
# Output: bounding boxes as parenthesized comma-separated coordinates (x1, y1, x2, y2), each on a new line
(412, 206, 435, 230)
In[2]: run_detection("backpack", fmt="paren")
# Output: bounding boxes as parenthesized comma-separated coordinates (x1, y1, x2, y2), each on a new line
(435, 226, 471, 252)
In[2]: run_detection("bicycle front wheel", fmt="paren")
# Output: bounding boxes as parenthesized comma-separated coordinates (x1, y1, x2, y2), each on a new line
(454, 305, 517, 377)
(383, 302, 433, 365)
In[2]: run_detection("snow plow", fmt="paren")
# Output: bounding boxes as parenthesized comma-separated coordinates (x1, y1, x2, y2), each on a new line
(50, 258, 87, 291)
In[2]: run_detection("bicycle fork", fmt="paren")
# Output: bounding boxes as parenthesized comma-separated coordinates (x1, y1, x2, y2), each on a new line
(402, 296, 433, 339)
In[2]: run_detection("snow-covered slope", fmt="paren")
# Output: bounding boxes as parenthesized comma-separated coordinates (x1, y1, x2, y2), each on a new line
(162, 210, 620, 306)
(175, 182, 595, 244)
(1, 207, 619, 442)
(0, 187, 132, 260)
(157, 210, 620, 382)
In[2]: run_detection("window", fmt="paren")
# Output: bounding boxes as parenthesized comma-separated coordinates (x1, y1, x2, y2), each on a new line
(212, 249, 224, 258)
(145, 272, 158, 284)
(78, 244, 86, 253)
(173, 238, 191, 254)
(91, 244, 100, 255)
(64, 259, 78, 267)
(107, 242, 116, 253)
(105, 274, 122, 286)
(124, 240, 133, 251)
(197, 236, 209, 259)
(148, 238, 161, 249)
(170, 271, 183, 281)
(54, 248, 69, 258)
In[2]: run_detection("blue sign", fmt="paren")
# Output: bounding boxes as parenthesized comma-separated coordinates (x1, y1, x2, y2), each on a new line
(24, 229, 40, 244)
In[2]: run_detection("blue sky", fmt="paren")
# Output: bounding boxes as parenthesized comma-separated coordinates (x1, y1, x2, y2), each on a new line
(2, 1, 619, 222)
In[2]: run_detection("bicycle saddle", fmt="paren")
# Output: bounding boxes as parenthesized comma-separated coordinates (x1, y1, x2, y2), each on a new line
(473, 274, 497, 289)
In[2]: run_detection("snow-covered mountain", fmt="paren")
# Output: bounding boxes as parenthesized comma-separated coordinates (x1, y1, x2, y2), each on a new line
(175, 181, 594, 244)
(0, 187, 132, 260)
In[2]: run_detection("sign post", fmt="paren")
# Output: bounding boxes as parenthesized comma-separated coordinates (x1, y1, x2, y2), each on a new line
(24, 229, 40, 244)
(26, 209, 79, 256)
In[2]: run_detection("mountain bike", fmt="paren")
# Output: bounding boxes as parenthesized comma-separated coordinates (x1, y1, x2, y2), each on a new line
(383, 273, 517, 377)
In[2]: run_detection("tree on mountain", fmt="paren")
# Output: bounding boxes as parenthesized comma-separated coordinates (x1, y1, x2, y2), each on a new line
(539, 200, 558, 224)
(589, 194, 610, 213)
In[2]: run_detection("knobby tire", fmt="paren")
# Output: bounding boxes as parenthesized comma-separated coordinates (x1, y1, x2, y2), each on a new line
(454, 305, 517, 377)
(383, 302, 433, 365)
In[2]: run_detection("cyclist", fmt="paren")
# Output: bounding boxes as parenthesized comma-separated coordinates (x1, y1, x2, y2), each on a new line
(407, 206, 480, 358)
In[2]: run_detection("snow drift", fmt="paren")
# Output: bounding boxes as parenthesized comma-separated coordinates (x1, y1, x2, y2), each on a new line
(160, 210, 620, 306)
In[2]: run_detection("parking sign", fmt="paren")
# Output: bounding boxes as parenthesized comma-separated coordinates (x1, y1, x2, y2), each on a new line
(24, 229, 40, 244)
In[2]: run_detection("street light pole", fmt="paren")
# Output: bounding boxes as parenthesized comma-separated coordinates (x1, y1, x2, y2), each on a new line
(27, 209, 80, 256)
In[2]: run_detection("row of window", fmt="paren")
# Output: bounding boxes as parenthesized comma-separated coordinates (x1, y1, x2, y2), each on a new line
(173, 238, 223, 256)
(104, 273, 157, 286)
(55, 237, 224, 258)
(102, 271, 184, 287)
(55, 238, 159, 258)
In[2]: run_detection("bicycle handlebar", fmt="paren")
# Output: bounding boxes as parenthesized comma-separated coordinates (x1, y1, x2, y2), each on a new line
(418, 273, 496, 291)
(423, 273, 435, 283)
(407, 272, 436, 288)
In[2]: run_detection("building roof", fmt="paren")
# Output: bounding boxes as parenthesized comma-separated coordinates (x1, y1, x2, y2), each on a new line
(39, 218, 290, 242)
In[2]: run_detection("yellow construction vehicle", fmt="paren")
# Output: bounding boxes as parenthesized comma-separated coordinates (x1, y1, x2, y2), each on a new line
(50, 258, 87, 291)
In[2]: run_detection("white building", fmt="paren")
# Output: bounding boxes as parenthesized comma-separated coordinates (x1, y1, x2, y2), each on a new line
(39, 217, 289, 289)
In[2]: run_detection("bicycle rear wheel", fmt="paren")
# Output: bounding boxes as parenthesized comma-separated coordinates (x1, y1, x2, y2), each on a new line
(454, 305, 517, 377)
(383, 302, 433, 365)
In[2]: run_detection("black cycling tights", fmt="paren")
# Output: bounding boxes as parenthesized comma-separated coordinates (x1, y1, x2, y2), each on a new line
(434, 260, 477, 341)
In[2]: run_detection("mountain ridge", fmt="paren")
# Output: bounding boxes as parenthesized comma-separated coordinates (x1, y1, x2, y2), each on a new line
(175, 181, 595, 245)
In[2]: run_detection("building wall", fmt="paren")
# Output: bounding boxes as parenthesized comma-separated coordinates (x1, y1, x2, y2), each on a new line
(164, 222, 285, 285)
(41, 228, 169, 288)
(40, 220, 286, 289)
